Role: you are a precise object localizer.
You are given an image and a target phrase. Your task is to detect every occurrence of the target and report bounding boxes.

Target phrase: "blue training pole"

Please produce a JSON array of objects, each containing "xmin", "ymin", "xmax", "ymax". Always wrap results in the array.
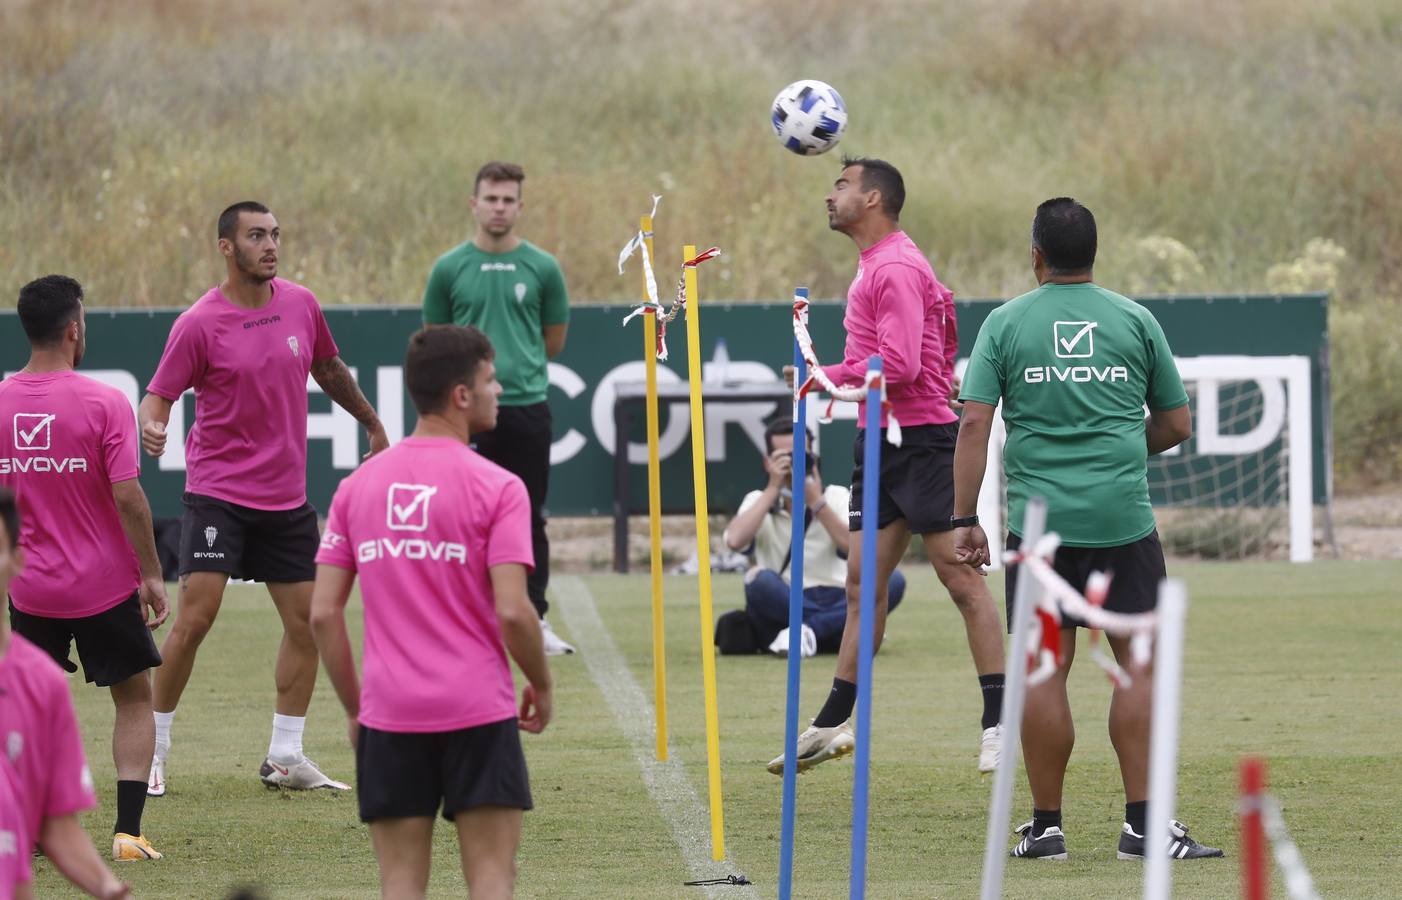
[
  {"xmin": 849, "ymin": 355, "xmax": 883, "ymax": 899},
  {"xmin": 778, "ymin": 287, "xmax": 809, "ymax": 900}
]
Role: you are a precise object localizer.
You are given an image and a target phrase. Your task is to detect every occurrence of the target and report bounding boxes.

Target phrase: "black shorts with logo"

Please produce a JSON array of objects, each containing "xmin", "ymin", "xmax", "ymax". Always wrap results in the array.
[
  {"xmin": 178, "ymin": 492, "xmax": 319, "ymax": 583},
  {"xmin": 848, "ymin": 423, "xmax": 959, "ymax": 535},
  {"xmin": 9, "ymin": 593, "xmax": 162, "ymax": 686},
  {"xmin": 1004, "ymin": 530, "xmax": 1167, "ymax": 631},
  {"xmin": 356, "ymin": 717, "xmax": 533, "ymax": 823}
]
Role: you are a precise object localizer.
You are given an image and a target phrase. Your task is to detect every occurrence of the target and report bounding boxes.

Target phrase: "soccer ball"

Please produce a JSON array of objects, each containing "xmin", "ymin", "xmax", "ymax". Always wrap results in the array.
[{"xmin": 770, "ymin": 80, "xmax": 848, "ymax": 156}]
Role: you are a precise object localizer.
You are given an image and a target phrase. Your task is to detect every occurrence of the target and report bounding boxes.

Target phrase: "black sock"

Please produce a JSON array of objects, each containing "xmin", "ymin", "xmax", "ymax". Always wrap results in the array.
[
  {"xmin": 812, "ymin": 678, "xmax": 857, "ymax": 728},
  {"xmin": 978, "ymin": 674, "xmax": 1005, "ymax": 730},
  {"xmin": 1033, "ymin": 808, "xmax": 1062, "ymax": 836},
  {"xmin": 1125, "ymin": 800, "xmax": 1147, "ymax": 835},
  {"xmin": 114, "ymin": 780, "xmax": 147, "ymax": 836}
]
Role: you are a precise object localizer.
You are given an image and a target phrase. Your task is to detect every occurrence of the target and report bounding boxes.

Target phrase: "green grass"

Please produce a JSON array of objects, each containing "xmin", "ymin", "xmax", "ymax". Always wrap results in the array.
[
  {"xmin": 33, "ymin": 560, "xmax": 1402, "ymax": 898},
  {"xmin": 4, "ymin": 0, "xmax": 1399, "ymax": 479}
]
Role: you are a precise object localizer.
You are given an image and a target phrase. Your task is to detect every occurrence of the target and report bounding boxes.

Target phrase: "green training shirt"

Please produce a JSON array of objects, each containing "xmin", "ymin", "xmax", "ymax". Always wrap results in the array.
[
  {"xmin": 421, "ymin": 240, "xmax": 570, "ymax": 406},
  {"xmin": 960, "ymin": 282, "xmax": 1188, "ymax": 547}
]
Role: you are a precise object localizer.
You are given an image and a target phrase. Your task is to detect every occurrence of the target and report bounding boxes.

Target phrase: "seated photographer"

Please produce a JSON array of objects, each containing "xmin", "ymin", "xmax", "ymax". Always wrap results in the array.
[{"xmin": 716, "ymin": 417, "xmax": 905, "ymax": 657}]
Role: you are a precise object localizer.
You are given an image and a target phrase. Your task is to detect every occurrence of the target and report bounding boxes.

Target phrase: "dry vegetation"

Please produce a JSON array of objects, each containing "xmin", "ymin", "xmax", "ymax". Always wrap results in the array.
[{"xmin": 2, "ymin": 0, "xmax": 1400, "ymax": 479}]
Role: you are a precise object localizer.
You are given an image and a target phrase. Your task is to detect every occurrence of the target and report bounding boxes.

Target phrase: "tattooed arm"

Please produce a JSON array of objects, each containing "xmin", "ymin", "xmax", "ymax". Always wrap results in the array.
[{"xmin": 311, "ymin": 356, "xmax": 390, "ymax": 458}]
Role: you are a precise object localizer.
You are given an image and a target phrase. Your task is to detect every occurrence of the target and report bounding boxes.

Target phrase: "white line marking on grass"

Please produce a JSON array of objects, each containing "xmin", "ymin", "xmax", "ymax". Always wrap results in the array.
[{"xmin": 552, "ymin": 576, "xmax": 749, "ymax": 898}]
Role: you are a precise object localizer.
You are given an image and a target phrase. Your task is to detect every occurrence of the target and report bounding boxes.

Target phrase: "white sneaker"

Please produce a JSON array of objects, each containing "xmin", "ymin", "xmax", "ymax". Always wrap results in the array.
[
  {"xmin": 541, "ymin": 618, "xmax": 576, "ymax": 656},
  {"xmin": 768, "ymin": 624, "xmax": 817, "ymax": 658},
  {"xmin": 979, "ymin": 725, "xmax": 1003, "ymax": 773},
  {"xmin": 146, "ymin": 757, "xmax": 166, "ymax": 797},
  {"xmin": 766, "ymin": 719, "xmax": 855, "ymax": 775},
  {"xmin": 259, "ymin": 755, "xmax": 350, "ymax": 790}
]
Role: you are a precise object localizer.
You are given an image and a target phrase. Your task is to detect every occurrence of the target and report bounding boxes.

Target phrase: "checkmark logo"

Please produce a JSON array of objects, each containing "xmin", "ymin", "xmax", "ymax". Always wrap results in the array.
[
  {"xmin": 387, "ymin": 483, "xmax": 438, "ymax": 532},
  {"xmin": 1053, "ymin": 321, "xmax": 1097, "ymax": 358},
  {"xmin": 13, "ymin": 413, "xmax": 55, "ymax": 451}
]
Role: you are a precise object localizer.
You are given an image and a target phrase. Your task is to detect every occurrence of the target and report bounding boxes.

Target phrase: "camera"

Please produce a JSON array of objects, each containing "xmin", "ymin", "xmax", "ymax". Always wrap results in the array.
[{"xmin": 781, "ymin": 451, "xmax": 817, "ymax": 475}]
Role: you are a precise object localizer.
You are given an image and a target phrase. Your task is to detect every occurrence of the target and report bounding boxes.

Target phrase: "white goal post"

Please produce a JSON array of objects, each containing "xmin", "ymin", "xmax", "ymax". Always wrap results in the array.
[{"xmin": 970, "ymin": 355, "xmax": 1314, "ymax": 565}]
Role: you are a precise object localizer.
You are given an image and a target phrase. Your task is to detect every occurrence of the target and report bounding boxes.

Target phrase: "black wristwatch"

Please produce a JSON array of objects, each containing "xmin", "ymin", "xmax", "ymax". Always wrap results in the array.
[{"xmin": 950, "ymin": 514, "xmax": 980, "ymax": 529}]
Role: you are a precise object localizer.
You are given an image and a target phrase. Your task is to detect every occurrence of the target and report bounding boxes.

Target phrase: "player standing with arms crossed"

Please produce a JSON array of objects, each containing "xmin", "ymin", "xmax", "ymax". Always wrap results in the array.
[
  {"xmin": 769, "ymin": 158, "xmax": 1007, "ymax": 775},
  {"xmin": 953, "ymin": 197, "xmax": 1221, "ymax": 860},
  {"xmin": 0, "ymin": 488, "xmax": 133, "ymax": 898},
  {"xmin": 422, "ymin": 161, "xmax": 575, "ymax": 656},
  {"xmin": 311, "ymin": 325, "xmax": 552, "ymax": 899},
  {"xmin": 138, "ymin": 202, "xmax": 388, "ymax": 795},
  {"xmin": 0, "ymin": 275, "xmax": 167, "ymax": 860}
]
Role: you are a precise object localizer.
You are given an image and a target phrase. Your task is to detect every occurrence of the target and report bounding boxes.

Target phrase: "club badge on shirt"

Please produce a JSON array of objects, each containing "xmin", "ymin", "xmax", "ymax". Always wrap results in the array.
[{"xmin": 287, "ymin": 336, "xmax": 300, "ymax": 357}]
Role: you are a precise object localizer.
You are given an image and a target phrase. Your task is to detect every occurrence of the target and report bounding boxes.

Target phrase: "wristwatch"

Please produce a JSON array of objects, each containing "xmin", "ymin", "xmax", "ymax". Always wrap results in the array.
[{"xmin": 950, "ymin": 514, "xmax": 980, "ymax": 529}]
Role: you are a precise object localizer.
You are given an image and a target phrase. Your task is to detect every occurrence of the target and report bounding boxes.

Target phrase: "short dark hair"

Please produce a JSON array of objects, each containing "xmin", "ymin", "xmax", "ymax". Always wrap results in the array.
[
  {"xmin": 762, "ymin": 413, "xmax": 815, "ymax": 454},
  {"xmin": 0, "ymin": 487, "xmax": 18, "ymax": 551},
  {"xmin": 404, "ymin": 325, "xmax": 495, "ymax": 416},
  {"xmin": 1032, "ymin": 197, "xmax": 1097, "ymax": 273},
  {"xmin": 841, "ymin": 156, "xmax": 905, "ymax": 219},
  {"xmin": 474, "ymin": 161, "xmax": 525, "ymax": 195},
  {"xmin": 17, "ymin": 274, "xmax": 83, "ymax": 347},
  {"xmin": 218, "ymin": 201, "xmax": 272, "ymax": 241}
]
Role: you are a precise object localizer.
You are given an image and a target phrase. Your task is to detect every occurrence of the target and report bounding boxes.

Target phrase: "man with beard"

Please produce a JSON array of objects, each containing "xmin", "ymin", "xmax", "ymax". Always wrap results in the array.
[
  {"xmin": 0, "ymin": 275, "xmax": 168, "ymax": 861},
  {"xmin": 768, "ymin": 158, "xmax": 1007, "ymax": 777},
  {"xmin": 137, "ymin": 202, "xmax": 388, "ymax": 796}
]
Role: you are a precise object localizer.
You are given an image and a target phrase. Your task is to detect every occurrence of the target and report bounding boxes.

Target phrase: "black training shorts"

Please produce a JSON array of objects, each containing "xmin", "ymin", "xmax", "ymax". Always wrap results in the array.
[
  {"xmin": 178, "ymin": 492, "xmax": 319, "ymax": 583},
  {"xmin": 9, "ymin": 593, "xmax": 162, "ymax": 686},
  {"xmin": 356, "ymin": 717, "xmax": 533, "ymax": 823},
  {"xmin": 848, "ymin": 422, "xmax": 958, "ymax": 535},
  {"xmin": 1004, "ymin": 530, "xmax": 1167, "ymax": 632}
]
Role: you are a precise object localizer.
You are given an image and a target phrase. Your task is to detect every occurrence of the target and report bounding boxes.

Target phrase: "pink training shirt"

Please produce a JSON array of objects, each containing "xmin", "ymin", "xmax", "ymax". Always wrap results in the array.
[
  {"xmin": 316, "ymin": 436, "xmax": 533, "ymax": 733},
  {"xmin": 0, "ymin": 759, "xmax": 32, "ymax": 897},
  {"xmin": 0, "ymin": 634, "xmax": 97, "ymax": 859},
  {"xmin": 147, "ymin": 278, "xmax": 339, "ymax": 511},
  {"xmin": 0, "ymin": 371, "xmax": 141, "ymax": 618},
  {"xmin": 821, "ymin": 230, "xmax": 959, "ymax": 429}
]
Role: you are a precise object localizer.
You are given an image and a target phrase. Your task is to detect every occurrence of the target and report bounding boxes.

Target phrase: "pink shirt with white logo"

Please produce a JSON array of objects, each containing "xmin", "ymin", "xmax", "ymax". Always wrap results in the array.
[
  {"xmin": 316, "ymin": 437, "xmax": 534, "ymax": 733},
  {"xmin": 0, "ymin": 634, "xmax": 97, "ymax": 856},
  {"xmin": 0, "ymin": 759, "xmax": 32, "ymax": 897},
  {"xmin": 0, "ymin": 371, "xmax": 141, "ymax": 618},
  {"xmin": 147, "ymin": 279, "xmax": 339, "ymax": 511},
  {"xmin": 821, "ymin": 230, "xmax": 959, "ymax": 428}
]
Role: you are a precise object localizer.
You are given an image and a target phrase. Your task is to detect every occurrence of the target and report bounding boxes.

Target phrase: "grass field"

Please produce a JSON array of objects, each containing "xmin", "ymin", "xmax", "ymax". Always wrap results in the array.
[
  {"xmin": 32, "ymin": 559, "xmax": 1402, "ymax": 898},
  {"xmin": 4, "ymin": 0, "xmax": 1400, "ymax": 480}
]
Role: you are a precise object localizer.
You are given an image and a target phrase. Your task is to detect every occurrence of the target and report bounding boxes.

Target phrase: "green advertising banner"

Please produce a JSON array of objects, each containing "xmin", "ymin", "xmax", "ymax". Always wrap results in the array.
[{"xmin": 1, "ymin": 294, "xmax": 1328, "ymax": 522}]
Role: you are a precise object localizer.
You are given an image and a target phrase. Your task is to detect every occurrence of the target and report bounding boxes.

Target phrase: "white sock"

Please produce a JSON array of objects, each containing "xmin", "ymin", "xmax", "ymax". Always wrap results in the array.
[
  {"xmin": 153, "ymin": 711, "xmax": 175, "ymax": 762},
  {"xmin": 268, "ymin": 714, "xmax": 306, "ymax": 762}
]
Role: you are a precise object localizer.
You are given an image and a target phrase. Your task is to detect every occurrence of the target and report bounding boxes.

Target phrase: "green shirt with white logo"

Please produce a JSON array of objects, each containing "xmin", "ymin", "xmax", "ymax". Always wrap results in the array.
[
  {"xmin": 960, "ymin": 282, "xmax": 1188, "ymax": 547},
  {"xmin": 422, "ymin": 240, "xmax": 570, "ymax": 406}
]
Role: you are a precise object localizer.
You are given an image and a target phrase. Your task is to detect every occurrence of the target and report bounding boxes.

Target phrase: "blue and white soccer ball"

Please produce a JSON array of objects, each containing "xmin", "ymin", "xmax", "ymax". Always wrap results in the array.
[{"xmin": 771, "ymin": 80, "xmax": 848, "ymax": 156}]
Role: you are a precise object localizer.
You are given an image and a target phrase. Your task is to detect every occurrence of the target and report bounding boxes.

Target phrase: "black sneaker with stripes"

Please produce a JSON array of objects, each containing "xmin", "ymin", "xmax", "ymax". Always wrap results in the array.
[
  {"xmin": 1009, "ymin": 821, "xmax": 1068, "ymax": 860},
  {"xmin": 1117, "ymin": 820, "xmax": 1224, "ymax": 860}
]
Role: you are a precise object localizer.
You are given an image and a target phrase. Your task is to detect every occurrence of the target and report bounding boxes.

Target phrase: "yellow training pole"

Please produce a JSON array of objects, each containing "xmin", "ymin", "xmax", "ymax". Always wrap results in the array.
[
  {"xmin": 641, "ymin": 215, "xmax": 668, "ymax": 762},
  {"xmin": 683, "ymin": 243, "xmax": 726, "ymax": 861}
]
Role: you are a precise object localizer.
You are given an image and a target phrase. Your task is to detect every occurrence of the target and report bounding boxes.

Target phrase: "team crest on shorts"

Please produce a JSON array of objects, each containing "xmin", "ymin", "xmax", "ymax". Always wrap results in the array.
[
  {"xmin": 287, "ymin": 336, "xmax": 300, "ymax": 357},
  {"xmin": 205, "ymin": 525, "xmax": 218, "ymax": 549}
]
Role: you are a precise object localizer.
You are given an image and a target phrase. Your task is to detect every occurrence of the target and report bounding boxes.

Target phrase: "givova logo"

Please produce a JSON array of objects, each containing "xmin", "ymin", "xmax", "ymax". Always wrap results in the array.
[
  {"xmin": 1053, "ymin": 321, "xmax": 1097, "ymax": 358},
  {"xmin": 2, "ymin": 413, "xmax": 89, "ymax": 474},
  {"xmin": 1025, "ymin": 320, "xmax": 1128, "ymax": 384},
  {"xmin": 387, "ymin": 483, "xmax": 436, "ymax": 532},
  {"xmin": 358, "ymin": 482, "xmax": 467, "ymax": 564},
  {"xmin": 13, "ymin": 413, "xmax": 53, "ymax": 450}
]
